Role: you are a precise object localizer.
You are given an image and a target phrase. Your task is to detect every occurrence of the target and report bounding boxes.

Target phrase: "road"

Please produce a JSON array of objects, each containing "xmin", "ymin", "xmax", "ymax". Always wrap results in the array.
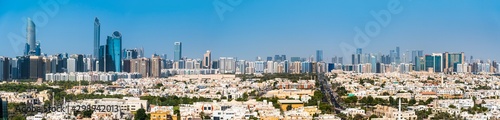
[{"xmin": 317, "ymin": 73, "xmax": 344, "ymax": 112}]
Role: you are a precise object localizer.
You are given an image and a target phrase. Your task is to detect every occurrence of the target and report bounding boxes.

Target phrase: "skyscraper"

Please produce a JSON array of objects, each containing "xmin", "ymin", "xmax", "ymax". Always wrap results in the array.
[
  {"xmin": 151, "ymin": 54, "xmax": 162, "ymax": 78},
  {"xmin": 67, "ymin": 58, "xmax": 76, "ymax": 73},
  {"xmin": 446, "ymin": 52, "xmax": 465, "ymax": 72},
  {"xmin": 203, "ymin": 50, "xmax": 211, "ymax": 69},
  {"xmin": 29, "ymin": 56, "xmax": 44, "ymax": 79},
  {"xmin": 266, "ymin": 57, "xmax": 273, "ymax": 61},
  {"xmin": 131, "ymin": 58, "xmax": 150, "ymax": 77},
  {"xmin": 316, "ymin": 50, "xmax": 323, "ymax": 62},
  {"xmin": 25, "ymin": 18, "xmax": 40, "ymax": 56},
  {"xmin": 106, "ymin": 31, "xmax": 122, "ymax": 72},
  {"xmin": 27, "ymin": 18, "xmax": 36, "ymax": 55},
  {"xmin": 424, "ymin": 53, "xmax": 443, "ymax": 72},
  {"xmin": 396, "ymin": 47, "xmax": 401, "ymax": 63},
  {"xmin": 356, "ymin": 48, "xmax": 362, "ymax": 55},
  {"xmin": 0, "ymin": 98, "xmax": 7, "ymax": 120},
  {"xmin": 174, "ymin": 42, "xmax": 182, "ymax": 61},
  {"xmin": 290, "ymin": 57, "xmax": 301, "ymax": 62},
  {"xmin": 219, "ymin": 57, "xmax": 236, "ymax": 74},
  {"xmin": 274, "ymin": 55, "xmax": 281, "ymax": 62},
  {"xmin": 94, "ymin": 17, "xmax": 100, "ymax": 59}
]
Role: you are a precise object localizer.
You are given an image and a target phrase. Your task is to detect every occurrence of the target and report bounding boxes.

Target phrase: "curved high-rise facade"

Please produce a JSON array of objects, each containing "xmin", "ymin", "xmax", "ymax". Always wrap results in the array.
[
  {"xmin": 27, "ymin": 18, "xmax": 36, "ymax": 55},
  {"xmin": 107, "ymin": 31, "xmax": 122, "ymax": 72}
]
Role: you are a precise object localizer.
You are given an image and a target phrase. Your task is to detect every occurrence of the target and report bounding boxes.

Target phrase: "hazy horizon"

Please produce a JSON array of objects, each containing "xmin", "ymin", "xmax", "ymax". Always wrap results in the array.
[{"xmin": 1, "ymin": 0, "xmax": 499, "ymax": 61}]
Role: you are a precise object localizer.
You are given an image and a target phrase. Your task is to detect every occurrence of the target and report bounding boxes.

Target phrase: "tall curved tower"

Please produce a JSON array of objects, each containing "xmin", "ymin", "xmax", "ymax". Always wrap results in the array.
[
  {"xmin": 27, "ymin": 18, "xmax": 36, "ymax": 55},
  {"xmin": 107, "ymin": 31, "xmax": 122, "ymax": 72}
]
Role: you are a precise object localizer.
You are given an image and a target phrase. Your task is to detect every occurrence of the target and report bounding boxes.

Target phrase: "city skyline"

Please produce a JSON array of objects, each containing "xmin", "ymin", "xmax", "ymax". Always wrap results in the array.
[{"xmin": 1, "ymin": 0, "xmax": 500, "ymax": 61}]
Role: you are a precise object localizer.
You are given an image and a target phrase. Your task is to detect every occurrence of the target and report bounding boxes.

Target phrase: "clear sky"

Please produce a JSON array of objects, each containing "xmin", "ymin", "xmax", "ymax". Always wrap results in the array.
[{"xmin": 1, "ymin": 0, "xmax": 499, "ymax": 61}]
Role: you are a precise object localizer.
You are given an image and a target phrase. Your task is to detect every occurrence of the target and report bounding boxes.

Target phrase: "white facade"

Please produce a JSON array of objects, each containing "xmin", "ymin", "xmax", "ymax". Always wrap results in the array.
[{"xmin": 67, "ymin": 58, "xmax": 76, "ymax": 73}]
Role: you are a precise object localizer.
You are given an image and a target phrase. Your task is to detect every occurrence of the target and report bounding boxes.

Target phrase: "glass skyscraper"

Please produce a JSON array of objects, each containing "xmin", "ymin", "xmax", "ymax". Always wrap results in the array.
[
  {"xmin": 26, "ymin": 18, "xmax": 37, "ymax": 56},
  {"xmin": 424, "ymin": 54, "xmax": 443, "ymax": 72},
  {"xmin": 356, "ymin": 48, "xmax": 362, "ymax": 55},
  {"xmin": 106, "ymin": 31, "xmax": 122, "ymax": 72},
  {"xmin": 174, "ymin": 42, "xmax": 182, "ymax": 61},
  {"xmin": 0, "ymin": 98, "xmax": 7, "ymax": 120},
  {"xmin": 316, "ymin": 50, "xmax": 323, "ymax": 62},
  {"xmin": 94, "ymin": 17, "xmax": 100, "ymax": 59}
]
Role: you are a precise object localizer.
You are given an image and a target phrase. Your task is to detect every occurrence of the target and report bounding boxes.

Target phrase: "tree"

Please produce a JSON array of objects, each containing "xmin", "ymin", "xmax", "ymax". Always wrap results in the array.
[
  {"xmin": 336, "ymin": 87, "xmax": 348, "ymax": 96},
  {"xmin": 366, "ymin": 96, "xmax": 375, "ymax": 106},
  {"xmin": 156, "ymin": 83, "xmax": 163, "ymax": 88},
  {"xmin": 370, "ymin": 114, "xmax": 378, "ymax": 119},
  {"xmin": 134, "ymin": 108, "xmax": 147, "ymax": 120},
  {"xmin": 425, "ymin": 98, "xmax": 434, "ymax": 105},
  {"xmin": 345, "ymin": 96, "xmax": 358, "ymax": 105},
  {"xmin": 449, "ymin": 104, "xmax": 457, "ymax": 109},
  {"xmin": 286, "ymin": 104, "xmax": 293, "ymax": 111},
  {"xmin": 409, "ymin": 98, "xmax": 417, "ymax": 105},
  {"xmin": 83, "ymin": 110, "xmax": 93, "ymax": 118},
  {"xmin": 354, "ymin": 114, "xmax": 364, "ymax": 120}
]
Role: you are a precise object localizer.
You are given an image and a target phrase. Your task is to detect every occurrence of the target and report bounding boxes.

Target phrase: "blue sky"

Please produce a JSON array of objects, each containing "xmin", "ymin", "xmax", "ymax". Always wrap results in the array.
[{"xmin": 1, "ymin": 0, "xmax": 499, "ymax": 61}]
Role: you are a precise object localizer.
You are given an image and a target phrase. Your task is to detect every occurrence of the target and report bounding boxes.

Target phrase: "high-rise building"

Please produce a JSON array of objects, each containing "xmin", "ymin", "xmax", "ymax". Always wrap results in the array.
[
  {"xmin": 411, "ymin": 50, "xmax": 424, "ymax": 65},
  {"xmin": 94, "ymin": 17, "xmax": 100, "ymax": 59},
  {"xmin": 174, "ymin": 42, "xmax": 182, "ymax": 61},
  {"xmin": 98, "ymin": 45, "xmax": 107, "ymax": 72},
  {"xmin": 29, "ymin": 56, "xmax": 44, "ymax": 79},
  {"xmin": 151, "ymin": 54, "xmax": 162, "ymax": 78},
  {"xmin": 371, "ymin": 55, "xmax": 376, "ymax": 73},
  {"xmin": 35, "ymin": 41, "xmax": 41, "ymax": 56},
  {"xmin": 0, "ymin": 57, "xmax": 9, "ymax": 81},
  {"xmin": 290, "ymin": 57, "xmax": 301, "ymax": 62},
  {"xmin": 339, "ymin": 57, "xmax": 344, "ymax": 64},
  {"xmin": 356, "ymin": 48, "xmax": 362, "ymax": 55},
  {"xmin": 433, "ymin": 53, "xmax": 443, "ymax": 72},
  {"xmin": 106, "ymin": 31, "xmax": 122, "ymax": 72},
  {"xmin": 211, "ymin": 61, "xmax": 219, "ymax": 69},
  {"xmin": 396, "ymin": 47, "xmax": 401, "ymax": 64},
  {"xmin": 219, "ymin": 57, "xmax": 236, "ymax": 74},
  {"xmin": 43, "ymin": 56, "xmax": 56, "ymax": 74},
  {"xmin": 266, "ymin": 57, "xmax": 273, "ymax": 61},
  {"xmin": 124, "ymin": 48, "xmax": 144, "ymax": 59},
  {"xmin": 424, "ymin": 54, "xmax": 443, "ymax": 72},
  {"xmin": 236, "ymin": 60, "xmax": 246, "ymax": 74},
  {"xmin": 17, "ymin": 56, "xmax": 30, "ymax": 79},
  {"xmin": 67, "ymin": 58, "xmax": 76, "ymax": 73},
  {"xmin": 10, "ymin": 58, "xmax": 19, "ymax": 79},
  {"xmin": 281, "ymin": 55, "xmax": 286, "ymax": 61},
  {"xmin": 332, "ymin": 56, "xmax": 338, "ymax": 63},
  {"xmin": 131, "ymin": 58, "xmax": 150, "ymax": 77},
  {"xmin": 446, "ymin": 52, "xmax": 465, "ymax": 73},
  {"xmin": 255, "ymin": 61, "xmax": 265, "ymax": 73},
  {"xmin": 274, "ymin": 55, "xmax": 281, "ymax": 62},
  {"xmin": 26, "ymin": 18, "xmax": 37, "ymax": 56},
  {"xmin": 0, "ymin": 98, "xmax": 7, "ymax": 120},
  {"xmin": 316, "ymin": 50, "xmax": 323, "ymax": 62},
  {"xmin": 301, "ymin": 61, "xmax": 312, "ymax": 73},
  {"xmin": 203, "ymin": 50, "xmax": 211, "ymax": 69},
  {"xmin": 70, "ymin": 54, "xmax": 84, "ymax": 72}
]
